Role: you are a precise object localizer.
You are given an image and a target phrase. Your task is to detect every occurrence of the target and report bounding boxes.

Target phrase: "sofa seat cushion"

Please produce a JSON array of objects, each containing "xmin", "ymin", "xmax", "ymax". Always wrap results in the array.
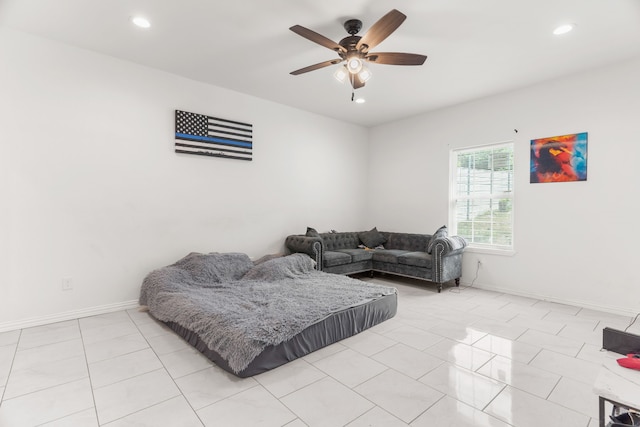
[
  {"xmin": 397, "ymin": 252, "xmax": 432, "ymax": 269},
  {"xmin": 372, "ymin": 249, "xmax": 409, "ymax": 264},
  {"xmin": 335, "ymin": 248, "xmax": 374, "ymax": 263},
  {"xmin": 323, "ymin": 251, "xmax": 352, "ymax": 267}
]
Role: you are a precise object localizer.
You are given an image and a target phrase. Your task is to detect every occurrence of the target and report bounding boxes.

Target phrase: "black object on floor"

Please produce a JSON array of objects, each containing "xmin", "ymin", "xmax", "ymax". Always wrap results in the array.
[
  {"xmin": 603, "ymin": 328, "xmax": 640, "ymax": 356},
  {"xmin": 608, "ymin": 407, "xmax": 640, "ymax": 426}
]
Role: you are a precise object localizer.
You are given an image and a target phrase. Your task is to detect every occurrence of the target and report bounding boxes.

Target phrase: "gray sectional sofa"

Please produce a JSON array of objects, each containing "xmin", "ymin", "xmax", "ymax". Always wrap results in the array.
[{"xmin": 285, "ymin": 227, "xmax": 467, "ymax": 293}]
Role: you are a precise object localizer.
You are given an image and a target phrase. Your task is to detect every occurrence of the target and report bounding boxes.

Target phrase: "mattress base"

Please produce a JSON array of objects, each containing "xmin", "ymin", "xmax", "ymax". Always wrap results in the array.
[{"xmin": 165, "ymin": 291, "xmax": 397, "ymax": 377}]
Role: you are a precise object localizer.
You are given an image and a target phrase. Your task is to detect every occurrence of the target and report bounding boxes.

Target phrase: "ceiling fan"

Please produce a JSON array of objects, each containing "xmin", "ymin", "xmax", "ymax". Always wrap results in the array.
[{"xmin": 289, "ymin": 9, "xmax": 427, "ymax": 93}]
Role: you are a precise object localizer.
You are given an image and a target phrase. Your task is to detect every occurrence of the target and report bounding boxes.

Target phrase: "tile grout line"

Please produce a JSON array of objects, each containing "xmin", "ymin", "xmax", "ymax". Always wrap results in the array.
[
  {"xmin": 543, "ymin": 374, "xmax": 563, "ymax": 401},
  {"xmin": 95, "ymin": 395, "xmax": 193, "ymax": 427},
  {"xmin": 77, "ymin": 318, "xmax": 102, "ymax": 426},
  {"xmin": 126, "ymin": 308, "xmax": 207, "ymax": 426},
  {"xmin": 480, "ymin": 382, "xmax": 508, "ymax": 413},
  {"xmin": 33, "ymin": 407, "xmax": 95, "ymax": 427},
  {"xmin": 406, "ymin": 393, "xmax": 447, "ymax": 425},
  {"xmin": 0, "ymin": 329, "xmax": 22, "ymax": 405}
]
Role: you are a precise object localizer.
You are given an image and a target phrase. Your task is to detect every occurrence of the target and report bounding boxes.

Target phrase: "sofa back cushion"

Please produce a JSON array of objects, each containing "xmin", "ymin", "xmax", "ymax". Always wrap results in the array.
[
  {"xmin": 380, "ymin": 232, "xmax": 430, "ymax": 252},
  {"xmin": 319, "ymin": 232, "xmax": 361, "ymax": 251}
]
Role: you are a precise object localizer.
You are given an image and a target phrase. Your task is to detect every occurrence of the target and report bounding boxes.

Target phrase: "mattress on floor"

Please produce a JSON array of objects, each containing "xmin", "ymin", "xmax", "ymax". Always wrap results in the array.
[
  {"xmin": 140, "ymin": 252, "xmax": 397, "ymax": 377},
  {"xmin": 165, "ymin": 291, "xmax": 396, "ymax": 377}
]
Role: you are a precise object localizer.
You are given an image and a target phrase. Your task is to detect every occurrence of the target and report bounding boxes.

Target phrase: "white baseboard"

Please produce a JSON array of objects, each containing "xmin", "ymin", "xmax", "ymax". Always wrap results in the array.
[
  {"xmin": 463, "ymin": 279, "xmax": 638, "ymax": 318},
  {"xmin": 0, "ymin": 300, "xmax": 140, "ymax": 333}
]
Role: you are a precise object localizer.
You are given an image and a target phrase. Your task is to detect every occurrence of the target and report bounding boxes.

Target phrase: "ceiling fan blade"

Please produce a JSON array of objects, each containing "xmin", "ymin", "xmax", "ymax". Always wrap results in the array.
[
  {"xmin": 366, "ymin": 52, "xmax": 427, "ymax": 66},
  {"xmin": 356, "ymin": 9, "xmax": 406, "ymax": 52},
  {"xmin": 290, "ymin": 25, "xmax": 346, "ymax": 53},
  {"xmin": 290, "ymin": 58, "xmax": 344, "ymax": 75}
]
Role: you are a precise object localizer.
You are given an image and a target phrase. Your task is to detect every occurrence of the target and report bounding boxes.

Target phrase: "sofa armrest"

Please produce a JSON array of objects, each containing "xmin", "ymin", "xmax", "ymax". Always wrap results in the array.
[
  {"xmin": 285, "ymin": 235, "xmax": 323, "ymax": 270},
  {"xmin": 432, "ymin": 235, "xmax": 468, "ymax": 257},
  {"xmin": 432, "ymin": 235, "xmax": 468, "ymax": 284}
]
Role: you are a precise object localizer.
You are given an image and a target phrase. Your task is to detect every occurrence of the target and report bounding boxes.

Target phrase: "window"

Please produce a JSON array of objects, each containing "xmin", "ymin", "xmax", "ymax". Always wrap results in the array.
[{"xmin": 450, "ymin": 142, "xmax": 514, "ymax": 252}]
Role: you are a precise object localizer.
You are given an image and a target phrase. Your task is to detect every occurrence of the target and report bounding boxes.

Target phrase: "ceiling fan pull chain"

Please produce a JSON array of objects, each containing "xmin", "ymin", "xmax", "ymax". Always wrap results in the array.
[{"xmin": 350, "ymin": 73, "xmax": 355, "ymax": 101}]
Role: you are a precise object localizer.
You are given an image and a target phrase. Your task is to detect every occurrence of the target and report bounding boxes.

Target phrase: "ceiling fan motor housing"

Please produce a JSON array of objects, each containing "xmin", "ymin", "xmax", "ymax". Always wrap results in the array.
[
  {"xmin": 338, "ymin": 35, "xmax": 362, "ymax": 53},
  {"xmin": 343, "ymin": 19, "xmax": 362, "ymax": 35}
]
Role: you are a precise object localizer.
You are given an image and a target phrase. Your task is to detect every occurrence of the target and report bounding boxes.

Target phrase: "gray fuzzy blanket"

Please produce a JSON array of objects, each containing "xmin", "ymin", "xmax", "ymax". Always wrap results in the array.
[{"xmin": 140, "ymin": 252, "xmax": 396, "ymax": 373}]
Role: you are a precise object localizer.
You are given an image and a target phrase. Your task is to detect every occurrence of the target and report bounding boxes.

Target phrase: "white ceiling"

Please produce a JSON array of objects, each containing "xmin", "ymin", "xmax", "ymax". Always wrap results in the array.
[{"xmin": 2, "ymin": 0, "xmax": 640, "ymax": 127}]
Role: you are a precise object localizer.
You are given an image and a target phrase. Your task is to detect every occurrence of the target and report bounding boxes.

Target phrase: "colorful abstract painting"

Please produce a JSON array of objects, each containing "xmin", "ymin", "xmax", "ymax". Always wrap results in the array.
[{"xmin": 530, "ymin": 132, "xmax": 588, "ymax": 183}]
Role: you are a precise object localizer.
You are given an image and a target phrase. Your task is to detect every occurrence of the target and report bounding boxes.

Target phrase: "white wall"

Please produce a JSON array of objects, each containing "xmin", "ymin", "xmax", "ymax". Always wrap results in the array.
[
  {"xmin": 366, "ymin": 56, "xmax": 640, "ymax": 314},
  {"xmin": 0, "ymin": 28, "xmax": 369, "ymax": 329},
  {"xmin": 3, "ymin": 26, "xmax": 638, "ymax": 329}
]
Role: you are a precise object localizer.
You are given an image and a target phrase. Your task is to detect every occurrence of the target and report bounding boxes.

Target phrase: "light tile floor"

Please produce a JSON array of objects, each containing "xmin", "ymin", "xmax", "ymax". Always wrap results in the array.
[{"xmin": 0, "ymin": 276, "xmax": 635, "ymax": 426}]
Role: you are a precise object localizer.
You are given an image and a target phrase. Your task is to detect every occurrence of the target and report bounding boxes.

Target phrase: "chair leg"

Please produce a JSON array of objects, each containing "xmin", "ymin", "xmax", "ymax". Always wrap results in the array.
[
  {"xmin": 438, "ymin": 284, "xmax": 442, "ymax": 293},
  {"xmin": 455, "ymin": 278, "xmax": 460, "ymax": 286}
]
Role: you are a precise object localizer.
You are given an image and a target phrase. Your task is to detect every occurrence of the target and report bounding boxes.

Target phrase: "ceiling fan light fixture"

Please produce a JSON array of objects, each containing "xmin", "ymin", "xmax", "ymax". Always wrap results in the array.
[
  {"xmin": 358, "ymin": 67, "xmax": 372, "ymax": 82},
  {"xmin": 334, "ymin": 66, "xmax": 348, "ymax": 83},
  {"xmin": 346, "ymin": 56, "xmax": 363, "ymax": 74}
]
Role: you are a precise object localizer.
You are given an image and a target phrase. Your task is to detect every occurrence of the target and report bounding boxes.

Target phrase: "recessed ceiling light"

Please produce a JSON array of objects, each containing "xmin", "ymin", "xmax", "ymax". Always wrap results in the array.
[
  {"xmin": 355, "ymin": 98, "xmax": 366, "ymax": 104},
  {"xmin": 553, "ymin": 23, "xmax": 574, "ymax": 35},
  {"xmin": 132, "ymin": 16, "xmax": 151, "ymax": 29}
]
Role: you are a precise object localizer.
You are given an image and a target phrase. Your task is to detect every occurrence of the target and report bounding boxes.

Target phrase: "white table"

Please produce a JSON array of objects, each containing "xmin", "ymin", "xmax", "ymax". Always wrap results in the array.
[{"xmin": 594, "ymin": 358, "xmax": 640, "ymax": 427}]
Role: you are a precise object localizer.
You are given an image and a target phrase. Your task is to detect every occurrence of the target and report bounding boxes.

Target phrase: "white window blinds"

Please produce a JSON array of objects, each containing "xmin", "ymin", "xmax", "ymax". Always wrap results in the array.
[{"xmin": 451, "ymin": 142, "xmax": 514, "ymax": 251}]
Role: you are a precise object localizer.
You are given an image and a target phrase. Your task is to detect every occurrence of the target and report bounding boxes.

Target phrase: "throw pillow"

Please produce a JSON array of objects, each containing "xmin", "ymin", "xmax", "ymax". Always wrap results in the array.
[
  {"xmin": 358, "ymin": 227, "xmax": 387, "ymax": 249},
  {"xmin": 306, "ymin": 227, "xmax": 320, "ymax": 237},
  {"xmin": 427, "ymin": 225, "xmax": 448, "ymax": 254}
]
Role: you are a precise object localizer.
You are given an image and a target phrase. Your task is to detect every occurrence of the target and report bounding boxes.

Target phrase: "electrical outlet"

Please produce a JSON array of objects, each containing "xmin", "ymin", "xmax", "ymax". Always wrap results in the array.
[{"xmin": 62, "ymin": 277, "xmax": 73, "ymax": 291}]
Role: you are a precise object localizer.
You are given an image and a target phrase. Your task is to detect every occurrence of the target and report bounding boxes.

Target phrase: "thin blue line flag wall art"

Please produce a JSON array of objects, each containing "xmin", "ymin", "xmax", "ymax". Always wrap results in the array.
[{"xmin": 175, "ymin": 110, "xmax": 253, "ymax": 161}]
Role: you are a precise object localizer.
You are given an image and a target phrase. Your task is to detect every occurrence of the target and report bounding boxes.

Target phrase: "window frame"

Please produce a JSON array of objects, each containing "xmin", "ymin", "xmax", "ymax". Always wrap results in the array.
[{"xmin": 449, "ymin": 141, "xmax": 515, "ymax": 255}]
